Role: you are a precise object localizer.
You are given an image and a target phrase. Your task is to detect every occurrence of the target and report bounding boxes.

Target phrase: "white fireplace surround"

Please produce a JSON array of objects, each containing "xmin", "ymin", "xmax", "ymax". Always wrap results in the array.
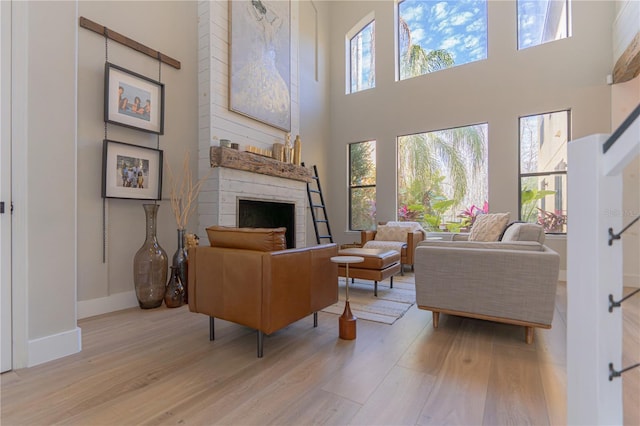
[{"xmin": 197, "ymin": 167, "xmax": 307, "ymax": 248}]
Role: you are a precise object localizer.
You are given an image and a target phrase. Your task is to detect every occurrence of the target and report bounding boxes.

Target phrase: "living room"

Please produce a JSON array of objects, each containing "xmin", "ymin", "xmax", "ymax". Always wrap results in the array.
[{"xmin": 1, "ymin": 0, "xmax": 638, "ymax": 424}]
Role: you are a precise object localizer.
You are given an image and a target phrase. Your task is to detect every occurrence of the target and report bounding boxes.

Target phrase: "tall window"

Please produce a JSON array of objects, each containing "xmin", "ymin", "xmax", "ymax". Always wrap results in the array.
[
  {"xmin": 349, "ymin": 20, "xmax": 375, "ymax": 93},
  {"xmin": 397, "ymin": 124, "xmax": 488, "ymax": 232},
  {"xmin": 349, "ymin": 141, "xmax": 376, "ymax": 230},
  {"xmin": 518, "ymin": 0, "xmax": 570, "ymax": 50},
  {"xmin": 398, "ymin": 0, "xmax": 487, "ymax": 80},
  {"xmin": 519, "ymin": 110, "xmax": 569, "ymax": 233}
]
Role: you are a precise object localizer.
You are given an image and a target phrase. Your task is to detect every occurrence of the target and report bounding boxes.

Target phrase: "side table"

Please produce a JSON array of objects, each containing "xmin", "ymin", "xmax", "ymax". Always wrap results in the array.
[{"xmin": 330, "ymin": 255, "xmax": 364, "ymax": 340}]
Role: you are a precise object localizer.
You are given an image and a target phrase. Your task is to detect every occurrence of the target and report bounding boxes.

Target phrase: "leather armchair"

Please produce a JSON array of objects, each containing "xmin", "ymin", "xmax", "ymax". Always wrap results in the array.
[{"xmin": 188, "ymin": 226, "xmax": 338, "ymax": 357}]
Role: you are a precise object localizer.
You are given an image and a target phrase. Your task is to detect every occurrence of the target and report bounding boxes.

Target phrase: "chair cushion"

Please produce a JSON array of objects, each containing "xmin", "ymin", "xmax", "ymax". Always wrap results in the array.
[
  {"xmin": 501, "ymin": 222, "xmax": 546, "ymax": 244},
  {"xmin": 206, "ymin": 226, "xmax": 286, "ymax": 252},
  {"xmin": 374, "ymin": 225, "xmax": 410, "ymax": 242},
  {"xmin": 363, "ymin": 240, "xmax": 406, "ymax": 254},
  {"xmin": 468, "ymin": 213, "xmax": 510, "ymax": 242}
]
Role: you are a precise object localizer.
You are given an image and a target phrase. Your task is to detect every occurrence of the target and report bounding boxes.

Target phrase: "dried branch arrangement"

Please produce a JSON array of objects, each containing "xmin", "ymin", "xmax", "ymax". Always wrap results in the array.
[{"xmin": 165, "ymin": 151, "xmax": 209, "ymax": 230}]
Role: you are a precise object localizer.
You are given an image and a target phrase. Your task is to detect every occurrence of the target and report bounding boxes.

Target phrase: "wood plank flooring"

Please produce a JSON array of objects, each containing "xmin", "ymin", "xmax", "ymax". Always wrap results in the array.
[{"xmin": 1, "ymin": 278, "xmax": 638, "ymax": 425}]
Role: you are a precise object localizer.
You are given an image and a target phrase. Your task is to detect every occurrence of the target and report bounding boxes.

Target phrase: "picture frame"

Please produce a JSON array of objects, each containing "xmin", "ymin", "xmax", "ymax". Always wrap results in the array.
[
  {"xmin": 102, "ymin": 139, "xmax": 163, "ymax": 200},
  {"xmin": 229, "ymin": 0, "xmax": 291, "ymax": 132},
  {"xmin": 104, "ymin": 62, "xmax": 165, "ymax": 134}
]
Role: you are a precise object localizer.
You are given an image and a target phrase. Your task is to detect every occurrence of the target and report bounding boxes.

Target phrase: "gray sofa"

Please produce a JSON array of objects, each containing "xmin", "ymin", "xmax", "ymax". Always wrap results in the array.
[{"xmin": 414, "ymin": 223, "xmax": 560, "ymax": 343}]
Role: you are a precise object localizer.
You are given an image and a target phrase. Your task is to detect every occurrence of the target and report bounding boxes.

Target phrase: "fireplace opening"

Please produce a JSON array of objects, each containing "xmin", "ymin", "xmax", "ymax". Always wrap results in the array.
[{"xmin": 237, "ymin": 199, "xmax": 296, "ymax": 248}]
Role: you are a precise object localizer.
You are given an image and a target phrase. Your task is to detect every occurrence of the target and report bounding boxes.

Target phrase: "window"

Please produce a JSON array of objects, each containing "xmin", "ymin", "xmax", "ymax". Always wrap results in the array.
[
  {"xmin": 398, "ymin": 0, "xmax": 487, "ymax": 80},
  {"xmin": 349, "ymin": 141, "xmax": 376, "ymax": 230},
  {"xmin": 397, "ymin": 124, "xmax": 488, "ymax": 232},
  {"xmin": 349, "ymin": 20, "xmax": 375, "ymax": 93},
  {"xmin": 517, "ymin": 0, "xmax": 570, "ymax": 50},
  {"xmin": 519, "ymin": 110, "xmax": 569, "ymax": 233}
]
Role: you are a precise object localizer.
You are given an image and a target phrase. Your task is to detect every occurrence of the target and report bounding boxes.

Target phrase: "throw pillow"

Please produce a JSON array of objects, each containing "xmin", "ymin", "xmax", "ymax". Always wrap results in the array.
[
  {"xmin": 501, "ymin": 222, "xmax": 545, "ymax": 244},
  {"xmin": 374, "ymin": 225, "xmax": 409, "ymax": 242},
  {"xmin": 468, "ymin": 213, "xmax": 510, "ymax": 242},
  {"xmin": 206, "ymin": 226, "xmax": 287, "ymax": 251}
]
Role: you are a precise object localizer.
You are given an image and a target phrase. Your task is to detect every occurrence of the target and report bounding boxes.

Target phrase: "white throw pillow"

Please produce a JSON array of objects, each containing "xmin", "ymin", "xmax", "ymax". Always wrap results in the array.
[
  {"xmin": 468, "ymin": 213, "xmax": 510, "ymax": 242},
  {"xmin": 374, "ymin": 225, "xmax": 410, "ymax": 242}
]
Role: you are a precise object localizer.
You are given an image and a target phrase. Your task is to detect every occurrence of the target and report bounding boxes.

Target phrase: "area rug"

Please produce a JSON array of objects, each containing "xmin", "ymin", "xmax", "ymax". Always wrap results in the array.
[{"xmin": 321, "ymin": 274, "xmax": 416, "ymax": 325}]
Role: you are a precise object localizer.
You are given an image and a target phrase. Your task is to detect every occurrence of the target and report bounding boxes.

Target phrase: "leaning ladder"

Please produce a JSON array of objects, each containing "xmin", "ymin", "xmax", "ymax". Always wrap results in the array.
[{"xmin": 306, "ymin": 164, "xmax": 333, "ymax": 244}]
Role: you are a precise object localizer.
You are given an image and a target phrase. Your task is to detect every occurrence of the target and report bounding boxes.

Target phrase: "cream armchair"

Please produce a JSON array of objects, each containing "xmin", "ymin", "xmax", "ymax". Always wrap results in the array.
[
  {"xmin": 188, "ymin": 226, "xmax": 338, "ymax": 357},
  {"xmin": 414, "ymin": 223, "xmax": 560, "ymax": 343},
  {"xmin": 360, "ymin": 221, "xmax": 425, "ymax": 273}
]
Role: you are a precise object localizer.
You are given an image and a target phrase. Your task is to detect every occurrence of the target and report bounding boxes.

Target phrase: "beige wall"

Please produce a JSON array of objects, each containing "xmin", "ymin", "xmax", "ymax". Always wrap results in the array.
[{"xmin": 326, "ymin": 1, "xmax": 615, "ymax": 275}]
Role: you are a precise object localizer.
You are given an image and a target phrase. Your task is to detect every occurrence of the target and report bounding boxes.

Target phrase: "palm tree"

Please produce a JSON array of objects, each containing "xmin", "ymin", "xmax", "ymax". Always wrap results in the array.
[{"xmin": 398, "ymin": 16, "xmax": 454, "ymax": 80}]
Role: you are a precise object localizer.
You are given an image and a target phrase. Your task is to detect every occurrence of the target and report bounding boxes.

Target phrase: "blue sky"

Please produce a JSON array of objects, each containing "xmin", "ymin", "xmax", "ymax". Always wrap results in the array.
[
  {"xmin": 399, "ymin": 0, "xmax": 488, "ymax": 66},
  {"xmin": 399, "ymin": 0, "xmax": 551, "ymax": 65}
]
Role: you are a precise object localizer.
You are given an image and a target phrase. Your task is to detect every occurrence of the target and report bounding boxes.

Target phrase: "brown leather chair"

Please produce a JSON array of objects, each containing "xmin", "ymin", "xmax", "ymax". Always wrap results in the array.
[{"xmin": 188, "ymin": 226, "xmax": 338, "ymax": 357}]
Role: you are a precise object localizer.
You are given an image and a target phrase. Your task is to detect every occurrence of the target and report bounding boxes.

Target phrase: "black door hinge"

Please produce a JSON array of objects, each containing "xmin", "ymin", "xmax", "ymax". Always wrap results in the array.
[{"xmin": 0, "ymin": 201, "xmax": 4, "ymax": 214}]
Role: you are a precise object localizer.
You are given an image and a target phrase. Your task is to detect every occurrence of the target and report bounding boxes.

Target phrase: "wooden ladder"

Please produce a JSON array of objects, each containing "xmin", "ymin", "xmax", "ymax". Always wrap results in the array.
[{"xmin": 306, "ymin": 164, "xmax": 333, "ymax": 244}]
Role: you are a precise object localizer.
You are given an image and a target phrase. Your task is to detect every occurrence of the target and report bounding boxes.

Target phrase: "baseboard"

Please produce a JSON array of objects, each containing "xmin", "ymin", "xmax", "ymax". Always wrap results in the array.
[
  {"xmin": 559, "ymin": 269, "xmax": 567, "ymax": 281},
  {"xmin": 624, "ymin": 273, "xmax": 640, "ymax": 288},
  {"xmin": 77, "ymin": 291, "xmax": 138, "ymax": 320},
  {"xmin": 28, "ymin": 327, "xmax": 81, "ymax": 367}
]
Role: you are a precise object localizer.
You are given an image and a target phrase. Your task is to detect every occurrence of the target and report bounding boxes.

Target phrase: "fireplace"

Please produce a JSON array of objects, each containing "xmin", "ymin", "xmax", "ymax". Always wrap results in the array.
[{"xmin": 237, "ymin": 199, "xmax": 296, "ymax": 248}]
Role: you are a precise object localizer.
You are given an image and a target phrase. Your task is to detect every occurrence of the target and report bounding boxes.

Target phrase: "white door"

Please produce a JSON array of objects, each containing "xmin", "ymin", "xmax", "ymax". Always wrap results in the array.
[{"xmin": 1, "ymin": 0, "xmax": 13, "ymax": 373}]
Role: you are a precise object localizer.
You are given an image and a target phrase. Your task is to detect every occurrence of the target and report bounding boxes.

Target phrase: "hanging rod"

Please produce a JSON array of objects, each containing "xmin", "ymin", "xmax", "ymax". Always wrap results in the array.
[
  {"xmin": 608, "ymin": 215, "xmax": 640, "ymax": 246},
  {"xmin": 79, "ymin": 16, "xmax": 181, "ymax": 70},
  {"xmin": 609, "ymin": 288, "xmax": 640, "ymax": 312},
  {"xmin": 609, "ymin": 362, "xmax": 640, "ymax": 381}
]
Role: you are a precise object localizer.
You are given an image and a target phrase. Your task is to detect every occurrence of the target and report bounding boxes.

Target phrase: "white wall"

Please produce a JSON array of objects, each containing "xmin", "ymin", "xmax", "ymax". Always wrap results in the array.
[
  {"xmin": 325, "ymin": 0, "xmax": 615, "ymax": 273},
  {"xmin": 11, "ymin": 0, "xmax": 80, "ymax": 368}
]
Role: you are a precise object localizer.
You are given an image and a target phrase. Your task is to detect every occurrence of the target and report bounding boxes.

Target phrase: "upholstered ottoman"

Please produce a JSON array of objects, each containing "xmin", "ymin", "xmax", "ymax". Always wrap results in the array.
[{"xmin": 337, "ymin": 248, "xmax": 401, "ymax": 296}]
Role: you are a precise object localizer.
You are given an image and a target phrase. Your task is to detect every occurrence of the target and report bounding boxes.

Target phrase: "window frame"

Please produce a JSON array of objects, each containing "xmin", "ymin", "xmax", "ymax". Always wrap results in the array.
[
  {"xmin": 346, "ymin": 14, "xmax": 376, "ymax": 94},
  {"xmin": 348, "ymin": 140, "xmax": 376, "ymax": 231},
  {"xmin": 517, "ymin": 0, "xmax": 572, "ymax": 50},
  {"xmin": 518, "ymin": 109, "xmax": 570, "ymax": 234}
]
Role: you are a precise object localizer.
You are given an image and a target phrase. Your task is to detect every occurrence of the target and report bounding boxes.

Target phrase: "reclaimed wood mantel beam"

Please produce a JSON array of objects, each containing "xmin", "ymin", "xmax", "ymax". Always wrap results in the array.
[
  {"xmin": 79, "ymin": 16, "xmax": 181, "ymax": 70},
  {"xmin": 613, "ymin": 31, "xmax": 640, "ymax": 84},
  {"xmin": 210, "ymin": 147, "xmax": 313, "ymax": 183}
]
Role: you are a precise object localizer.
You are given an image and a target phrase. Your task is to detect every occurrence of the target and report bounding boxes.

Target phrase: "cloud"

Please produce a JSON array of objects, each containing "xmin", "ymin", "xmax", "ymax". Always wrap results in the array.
[
  {"xmin": 466, "ymin": 17, "xmax": 485, "ymax": 32},
  {"xmin": 464, "ymin": 34, "xmax": 480, "ymax": 49},
  {"xmin": 440, "ymin": 36, "xmax": 461, "ymax": 50},
  {"xmin": 450, "ymin": 11, "xmax": 473, "ymax": 26},
  {"xmin": 432, "ymin": 2, "xmax": 449, "ymax": 21}
]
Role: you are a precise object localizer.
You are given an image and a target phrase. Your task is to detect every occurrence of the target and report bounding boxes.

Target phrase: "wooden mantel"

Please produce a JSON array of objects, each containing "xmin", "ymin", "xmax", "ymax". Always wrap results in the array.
[{"xmin": 209, "ymin": 146, "xmax": 313, "ymax": 183}]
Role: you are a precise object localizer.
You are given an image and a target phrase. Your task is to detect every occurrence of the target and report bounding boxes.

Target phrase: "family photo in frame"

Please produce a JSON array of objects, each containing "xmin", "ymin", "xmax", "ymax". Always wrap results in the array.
[
  {"xmin": 102, "ymin": 139, "xmax": 163, "ymax": 200},
  {"xmin": 104, "ymin": 62, "xmax": 165, "ymax": 134}
]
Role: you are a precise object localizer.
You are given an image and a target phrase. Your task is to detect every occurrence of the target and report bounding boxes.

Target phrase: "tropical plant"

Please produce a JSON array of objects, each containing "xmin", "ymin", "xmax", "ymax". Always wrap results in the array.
[
  {"xmin": 458, "ymin": 201, "xmax": 489, "ymax": 228},
  {"xmin": 520, "ymin": 187, "xmax": 556, "ymax": 224},
  {"xmin": 398, "ymin": 16, "xmax": 454, "ymax": 80},
  {"xmin": 349, "ymin": 141, "xmax": 376, "ymax": 230}
]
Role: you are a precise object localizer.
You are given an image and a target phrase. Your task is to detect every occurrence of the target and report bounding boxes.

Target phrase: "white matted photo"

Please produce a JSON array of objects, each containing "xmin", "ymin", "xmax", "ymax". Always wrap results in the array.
[
  {"xmin": 102, "ymin": 139, "xmax": 163, "ymax": 200},
  {"xmin": 104, "ymin": 62, "xmax": 165, "ymax": 134}
]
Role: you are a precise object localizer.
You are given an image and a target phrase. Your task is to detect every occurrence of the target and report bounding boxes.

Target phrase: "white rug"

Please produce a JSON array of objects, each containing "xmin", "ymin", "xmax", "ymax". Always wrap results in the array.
[{"xmin": 322, "ymin": 274, "xmax": 416, "ymax": 325}]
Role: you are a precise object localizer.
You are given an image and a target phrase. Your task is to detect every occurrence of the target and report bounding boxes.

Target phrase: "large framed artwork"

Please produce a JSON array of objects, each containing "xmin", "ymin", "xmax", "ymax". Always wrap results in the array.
[
  {"xmin": 229, "ymin": 0, "xmax": 291, "ymax": 132},
  {"xmin": 104, "ymin": 62, "xmax": 165, "ymax": 134},
  {"xmin": 102, "ymin": 139, "xmax": 163, "ymax": 200}
]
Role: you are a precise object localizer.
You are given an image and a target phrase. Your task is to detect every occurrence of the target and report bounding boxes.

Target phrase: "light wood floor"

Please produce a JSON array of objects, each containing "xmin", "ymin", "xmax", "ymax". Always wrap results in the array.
[{"xmin": 1, "ymin": 278, "xmax": 638, "ymax": 426}]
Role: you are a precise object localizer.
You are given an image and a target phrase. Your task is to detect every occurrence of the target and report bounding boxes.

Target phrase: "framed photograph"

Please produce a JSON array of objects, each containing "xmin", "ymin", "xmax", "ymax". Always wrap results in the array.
[
  {"xmin": 104, "ymin": 62, "xmax": 165, "ymax": 134},
  {"xmin": 229, "ymin": 0, "xmax": 291, "ymax": 132},
  {"xmin": 102, "ymin": 139, "xmax": 163, "ymax": 200}
]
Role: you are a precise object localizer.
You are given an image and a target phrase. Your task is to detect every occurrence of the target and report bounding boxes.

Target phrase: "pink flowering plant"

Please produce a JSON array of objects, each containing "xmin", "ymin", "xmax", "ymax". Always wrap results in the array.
[{"xmin": 458, "ymin": 201, "xmax": 489, "ymax": 229}]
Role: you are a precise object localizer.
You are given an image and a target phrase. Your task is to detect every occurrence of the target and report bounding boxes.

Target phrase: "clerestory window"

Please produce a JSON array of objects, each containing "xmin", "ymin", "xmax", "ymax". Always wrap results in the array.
[
  {"xmin": 517, "ymin": 0, "xmax": 571, "ymax": 50},
  {"xmin": 398, "ymin": 0, "xmax": 487, "ymax": 80},
  {"xmin": 348, "ymin": 20, "xmax": 375, "ymax": 93}
]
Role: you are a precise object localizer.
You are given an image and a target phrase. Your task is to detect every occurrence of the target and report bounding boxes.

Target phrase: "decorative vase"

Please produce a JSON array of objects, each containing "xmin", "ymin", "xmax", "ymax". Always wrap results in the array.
[
  {"xmin": 133, "ymin": 204, "xmax": 168, "ymax": 309},
  {"xmin": 164, "ymin": 266, "xmax": 185, "ymax": 308},
  {"xmin": 172, "ymin": 228, "xmax": 189, "ymax": 303}
]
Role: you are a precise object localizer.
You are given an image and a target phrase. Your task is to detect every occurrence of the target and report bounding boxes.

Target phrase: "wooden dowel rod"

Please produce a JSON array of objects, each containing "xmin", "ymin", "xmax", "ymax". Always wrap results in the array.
[{"xmin": 79, "ymin": 16, "xmax": 181, "ymax": 70}]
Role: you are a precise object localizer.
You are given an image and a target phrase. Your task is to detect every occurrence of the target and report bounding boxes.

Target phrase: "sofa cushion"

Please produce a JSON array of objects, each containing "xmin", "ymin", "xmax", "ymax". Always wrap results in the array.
[
  {"xmin": 374, "ymin": 225, "xmax": 410, "ymax": 242},
  {"xmin": 418, "ymin": 240, "xmax": 544, "ymax": 251},
  {"xmin": 468, "ymin": 213, "xmax": 510, "ymax": 242},
  {"xmin": 501, "ymin": 222, "xmax": 546, "ymax": 244},
  {"xmin": 206, "ymin": 226, "xmax": 287, "ymax": 252}
]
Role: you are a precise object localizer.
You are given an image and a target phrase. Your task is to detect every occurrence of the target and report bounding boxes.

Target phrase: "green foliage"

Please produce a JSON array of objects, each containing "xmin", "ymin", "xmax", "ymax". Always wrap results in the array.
[{"xmin": 521, "ymin": 188, "xmax": 556, "ymax": 223}]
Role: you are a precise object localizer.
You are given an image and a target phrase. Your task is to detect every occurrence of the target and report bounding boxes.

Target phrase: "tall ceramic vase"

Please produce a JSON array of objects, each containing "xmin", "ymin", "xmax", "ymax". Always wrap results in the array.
[
  {"xmin": 172, "ymin": 229, "xmax": 189, "ymax": 303},
  {"xmin": 133, "ymin": 204, "xmax": 168, "ymax": 309}
]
